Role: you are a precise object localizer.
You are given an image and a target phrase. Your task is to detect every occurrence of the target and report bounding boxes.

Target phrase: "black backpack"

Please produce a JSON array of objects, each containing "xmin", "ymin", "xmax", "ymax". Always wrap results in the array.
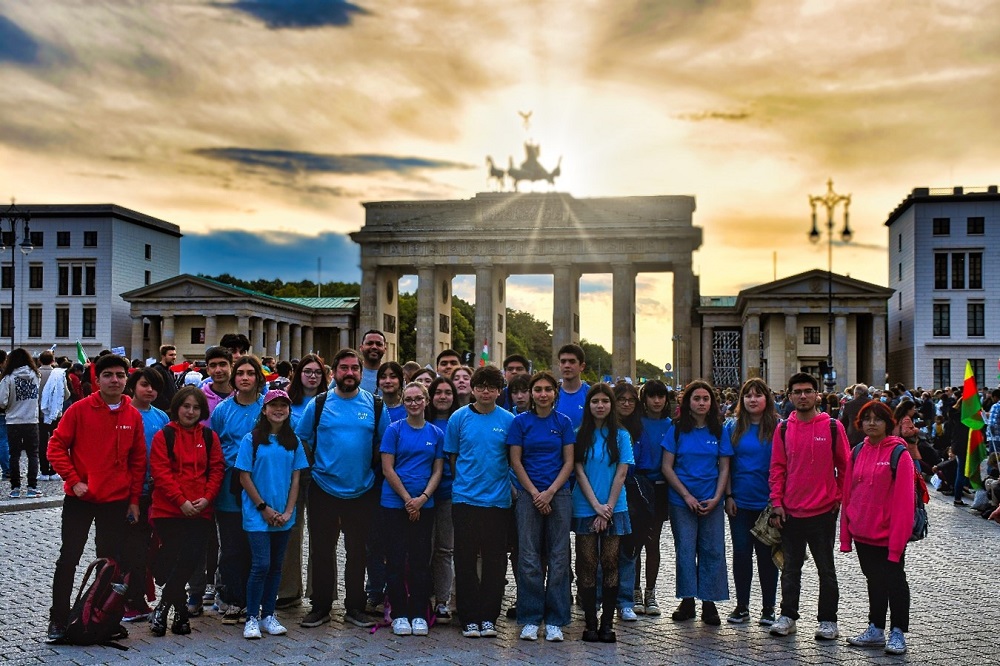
[
  {"xmin": 850, "ymin": 443, "xmax": 928, "ymax": 542},
  {"xmin": 60, "ymin": 558, "xmax": 130, "ymax": 650}
]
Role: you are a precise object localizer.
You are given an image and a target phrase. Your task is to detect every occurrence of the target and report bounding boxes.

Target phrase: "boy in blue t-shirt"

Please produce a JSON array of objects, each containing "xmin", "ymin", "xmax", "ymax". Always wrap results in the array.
[{"xmin": 444, "ymin": 366, "xmax": 514, "ymax": 638}]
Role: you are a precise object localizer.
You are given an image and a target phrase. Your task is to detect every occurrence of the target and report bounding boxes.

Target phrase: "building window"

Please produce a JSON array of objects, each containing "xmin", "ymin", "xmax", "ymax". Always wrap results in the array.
[
  {"xmin": 439, "ymin": 314, "xmax": 450, "ymax": 334},
  {"xmin": 1, "ymin": 231, "xmax": 12, "ymax": 247},
  {"xmin": 932, "ymin": 217, "xmax": 950, "ymax": 235},
  {"xmin": 144, "ymin": 270, "xmax": 151, "ymax": 285},
  {"xmin": 55, "ymin": 307, "xmax": 69, "ymax": 337},
  {"xmin": 951, "ymin": 252, "xmax": 965, "ymax": 289},
  {"xmin": 83, "ymin": 231, "xmax": 97, "ymax": 247},
  {"xmin": 72, "ymin": 265, "xmax": 82, "ymax": 295},
  {"xmin": 57, "ymin": 231, "xmax": 70, "ymax": 247},
  {"xmin": 145, "ymin": 244, "xmax": 152, "ymax": 260},
  {"xmin": 898, "ymin": 263, "xmax": 902, "ymax": 281},
  {"xmin": 967, "ymin": 217, "xmax": 985, "ymax": 235},
  {"xmin": 28, "ymin": 265, "xmax": 42, "ymax": 289},
  {"xmin": 803, "ymin": 326, "xmax": 821, "ymax": 345},
  {"xmin": 971, "ymin": 359, "xmax": 985, "ymax": 388},
  {"xmin": 85, "ymin": 265, "xmax": 96, "ymax": 295},
  {"xmin": 969, "ymin": 252, "xmax": 983, "ymax": 289},
  {"xmin": 1, "ymin": 265, "xmax": 11, "ymax": 289},
  {"xmin": 82, "ymin": 307, "xmax": 96, "ymax": 338},
  {"xmin": 934, "ymin": 253, "xmax": 947, "ymax": 289},
  {"xmin": 968, "ymin": 303, "xmax": 985, "ymax": 337},
  {"xmin": 898, "ymin": 320, "xmax": 902, "ymax": 341},
  {"xmin": 897, "ymin": 233, "xmax": 902, "ymax": 251},
  {"xmin": 190, "ymin": 327, "xmax": 205, "ymax": 345},
  {"xmin": 933, "ymin": 359, "xmax": 951, "ymax": 389},
  {"xmin": 932, "ymin": 303, "xmax": 950, "ymax": 336},
  {"xmin": 28, "ymin": 307, "xmax": 41, "ymax": 337},
  {"xmin": 898, "ymin": 292, "xmax": 902, "ymax": 310},
  {"xmin": 29, "ymin": 231, "xmax": 43, "ymax": 248},
  {"xmin": 0, "ymin": 308, "xmax": 9, "ymax": 338}
]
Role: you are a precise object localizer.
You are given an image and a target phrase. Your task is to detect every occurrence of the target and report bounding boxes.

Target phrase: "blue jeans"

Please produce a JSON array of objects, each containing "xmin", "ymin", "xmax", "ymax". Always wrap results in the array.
[
  {"xmin": 617, "ymin": 549, "xmax": 637, "ymax": 608},
  {"xmin": 216, "ymin": 510, "xmax": 250, "ymax": 607},
  {"xmin": 246, "ymin": 530, "xmax": 292, "ymax": 619},
  {"xmin": 668, "ymin": 502, "xmax": 729, "ymax": 601},
  {"xmin": 515, "ymin": 488, "xmax": 571, "ymax": 626},
  {"xmin": 728, "ymin": 507, "xmax": 777, "ymax": 610}
]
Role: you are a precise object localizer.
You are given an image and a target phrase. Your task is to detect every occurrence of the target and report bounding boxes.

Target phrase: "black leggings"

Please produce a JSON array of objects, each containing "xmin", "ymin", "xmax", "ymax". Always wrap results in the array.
[{"xmin": 154, "ymin": 518, "xmax": 212, "ymax": 609}]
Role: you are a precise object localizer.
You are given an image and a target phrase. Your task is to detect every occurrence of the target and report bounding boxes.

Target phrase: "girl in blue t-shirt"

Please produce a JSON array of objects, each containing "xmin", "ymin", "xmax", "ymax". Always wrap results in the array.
[
  {"xmin": 380, "ymin": 382, "xmax": 444, "ymax": 637},
  {"xmin": 235, "ymin": 389, "xmax": 309, "ymax": 640},
  {"xmin": 723, "ymin": 377, "xmax": 779, "ymax": 626},
  {"xmin": 572, "ymin": 383, "xmax": 634, "ymax": 644},
  {"xmin": 377, "ymin": 362, "xmax": 407, "ymax": 422},
  {"xmin": 425, "ymin": 375, "xmax": 459, "ymax": 624},
  {"xmin": 661, "ymin": 379, "xmax": 732, "ymax": 626}
]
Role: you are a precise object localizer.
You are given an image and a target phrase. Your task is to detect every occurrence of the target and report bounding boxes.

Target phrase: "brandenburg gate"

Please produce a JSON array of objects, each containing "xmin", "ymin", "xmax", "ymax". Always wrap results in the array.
[{"xmin": 350, "ymin": 192, "xmax": 701, "ymax": 380}]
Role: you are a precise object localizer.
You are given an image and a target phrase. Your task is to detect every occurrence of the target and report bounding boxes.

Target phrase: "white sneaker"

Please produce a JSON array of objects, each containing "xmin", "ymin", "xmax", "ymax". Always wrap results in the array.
[
  {"xmin": 411, "ymin": 617, "xmax": 428, "ymax": 636},
  {"xmin": 392, "ymin": 617, "xmax": 412, "ymax": 636},
  {"xmin": 519, "ymin": 624, "xmax": 539, "ymax": 641},
  {"xmin": 243, "ymin": 616, "xmax": 261, "ymax": 639},
  {"xmin": 37, "ymin": 475, "xmax": 49, "ymax": 482},
  {"xmin": 619, "ymin": 606, "xmax": 638, "ymax": 622},
  {"xmin": 545, "ymin": 625, "xmax": 564, "ymax": 642},
  {"xmin": 815, "ymin": 620, "xmax": 839, "ymax": 640},
  {"xmin": 50, "ymin": 473, "xmax": 62, "ymax": 482},
  {"xmin": 770, "ymin": 615, "xmax": 797, "ymax": 636},
  {"xmin": 884, "ymin": 627, "xmax": 907, "ymax": 655},
  {"xmin": 260, "ymin": 614, "xmax": 287, "ymax": 635},
  {"xmin": 847, "ymin": 623, "xmax": 885, "ymax": 647}
]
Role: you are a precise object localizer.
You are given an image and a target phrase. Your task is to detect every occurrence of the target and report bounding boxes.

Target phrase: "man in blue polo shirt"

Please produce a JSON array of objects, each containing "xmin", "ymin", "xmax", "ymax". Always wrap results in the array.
[
  {"xmin": 445, "ymin": 365, "xmax": 515, "ymax": 639},
  {"xmin": 295, "ymin": 349, "xmax": 388, "ymax": 630}
]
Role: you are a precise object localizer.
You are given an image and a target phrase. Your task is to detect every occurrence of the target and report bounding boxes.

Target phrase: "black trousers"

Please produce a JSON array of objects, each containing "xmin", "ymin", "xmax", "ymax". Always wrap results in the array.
[
  {"xmin": 154, "ymin": 518, "xmax": 212, "ymax": 608},
  {"xmin": 50, "ymin": 495, "xmax": 130, "ymax": 624},
  {"xmin": 308, "ymin": 483, "xmax": 377, "ymax": 613},
  {"xmin": 8, "ymin": 423, "xmax": 39, "ymax": 489},
  {"xmin": 779, "ymin": 509, "xmax": 839, "ymax": 622},
  {"xmin": 855, "ymin": 542, "xmax": 909, "ymax": 632},
  {"xmin": 382, "ymin": 506, "xmax": 435, "ymax": 619},
  {"xmin": 452, "ymin": 503, "xmax": 510, "ymax": 626}
]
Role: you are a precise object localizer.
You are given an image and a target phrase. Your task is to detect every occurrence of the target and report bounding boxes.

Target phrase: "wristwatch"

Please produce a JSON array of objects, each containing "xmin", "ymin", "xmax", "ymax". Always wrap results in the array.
[{"xmin": 256, "ymin": 501, "xmax": 268, "ymax": 512}]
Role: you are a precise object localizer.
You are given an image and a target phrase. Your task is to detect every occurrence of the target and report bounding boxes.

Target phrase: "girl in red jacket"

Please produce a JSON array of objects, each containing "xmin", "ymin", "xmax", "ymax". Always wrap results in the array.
[
  {"xmin": 840, "ymin": 400, "xmax": 915, "ymax": 656},
  {"xmin": 149, "ymin": 386, "xmax": 225, "ymax": 636}
]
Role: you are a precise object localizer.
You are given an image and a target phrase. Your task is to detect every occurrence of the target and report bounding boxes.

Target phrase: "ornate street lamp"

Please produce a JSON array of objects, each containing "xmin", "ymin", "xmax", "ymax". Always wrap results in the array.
[
  {"xmin": 808, "ymin": 179, "xmax": 852, "ymax": 391},
  {"xmin": 0, "ymin": 199, "xmax": 34, "ymax": 350}
]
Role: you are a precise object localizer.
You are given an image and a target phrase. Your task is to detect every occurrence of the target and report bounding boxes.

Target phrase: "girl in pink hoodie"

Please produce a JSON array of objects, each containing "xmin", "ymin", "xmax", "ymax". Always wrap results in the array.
[{"xmin": 840, "ymin": 400, "xmax": 915, "ymax": 656}]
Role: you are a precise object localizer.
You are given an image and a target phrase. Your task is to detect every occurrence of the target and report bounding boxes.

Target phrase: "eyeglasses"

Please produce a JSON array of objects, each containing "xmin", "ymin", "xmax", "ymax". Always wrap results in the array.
[
  {"xmin": 617, "ymin": 397, "xmax": 637, "ymax": 404},
  {"xmin": 790, "ymin": 389, "xmax": 816, "ymax": 396},
  {"xmin": 301, "ymin": 370, "xmax": 324, "ymax": 377},
  {"xmin": 403, "ymin": 397, "xmax": 426, "ymax": 405}
]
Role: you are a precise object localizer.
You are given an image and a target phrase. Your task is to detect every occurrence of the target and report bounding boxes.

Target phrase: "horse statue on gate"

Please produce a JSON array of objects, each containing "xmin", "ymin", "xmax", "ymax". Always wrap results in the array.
[
  {"xmin": 507, "ymin": 142, "xmax": 561, "ymax": 192},
  {"xmin": 485, "ymin": 156, "xmax": 507, "ymax": 191}
]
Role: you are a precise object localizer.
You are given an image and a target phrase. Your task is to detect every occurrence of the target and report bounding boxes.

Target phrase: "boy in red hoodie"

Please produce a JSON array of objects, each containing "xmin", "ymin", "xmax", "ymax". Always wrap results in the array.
[
  {"xmin": 45, "ymin": 354, "xmax": 147, "ymax": 642},
  {"xmin": 767, "ymin": 372, "xmax": 849, "ymax": 641}
]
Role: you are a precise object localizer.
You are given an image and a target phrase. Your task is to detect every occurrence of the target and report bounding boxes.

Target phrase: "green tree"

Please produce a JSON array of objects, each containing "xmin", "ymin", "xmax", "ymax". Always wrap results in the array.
[
  {"xmin": 450, "ymin": 296, "xmax": 476, "ymax": 356},
  {"xmin": 397, "ymin": 292, "xmax": 417, "ymax": 362}
]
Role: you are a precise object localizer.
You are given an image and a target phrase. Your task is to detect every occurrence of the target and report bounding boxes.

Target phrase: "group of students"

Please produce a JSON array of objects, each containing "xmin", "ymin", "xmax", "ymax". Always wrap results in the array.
[{"xmin": 40, "ymin": 336, "xmax": 918, "ymax": 656}]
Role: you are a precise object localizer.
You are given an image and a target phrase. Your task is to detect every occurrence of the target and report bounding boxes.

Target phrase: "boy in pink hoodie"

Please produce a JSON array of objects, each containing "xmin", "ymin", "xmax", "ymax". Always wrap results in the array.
[{"xmin": 767, "ymin": 372, "xmax": 849, "ymax": 641}]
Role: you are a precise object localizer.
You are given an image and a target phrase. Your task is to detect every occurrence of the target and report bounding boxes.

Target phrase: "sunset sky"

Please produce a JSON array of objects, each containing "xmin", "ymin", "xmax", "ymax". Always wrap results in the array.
[{"xmin": 2, "ymin": 0, "xmax": 998, "ymax": 367}]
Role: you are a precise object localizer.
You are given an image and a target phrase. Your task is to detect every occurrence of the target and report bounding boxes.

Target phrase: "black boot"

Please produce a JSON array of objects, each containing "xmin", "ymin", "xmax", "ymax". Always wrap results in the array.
[
  {"xmin": 701, "ymin": 600, "xmax": 721, "ymax": 626},
  {"xmin": 170, "ymin": 603, "xmax": 191, "ymax": 635},
  {"xmin": 150, "ymin": 603, "xmax": 168, "ymax": 637},
  {"xmin": 671, "ymin": 597, "xmax": 696, "ymax": 622},
  {"xmin": 578, "ymin": 587, "xmax": 599, "ymax": 642},
  {"xmin": 598, "ymin": 585, "xmax": 618, "ymax": 643}
]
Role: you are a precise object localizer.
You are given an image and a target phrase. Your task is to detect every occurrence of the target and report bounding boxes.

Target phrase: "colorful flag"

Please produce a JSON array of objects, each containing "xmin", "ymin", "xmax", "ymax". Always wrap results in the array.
[
  {"xmin": 960, "ymin": 360, "xmax": 987, "ymax": 488},
  {"xmin": 480, "ymin": 340, "xmax": 489, "ymax": 367},
  {"xmin": 76, "ymin": 341, "xmax": 88, "ymax": 365}
]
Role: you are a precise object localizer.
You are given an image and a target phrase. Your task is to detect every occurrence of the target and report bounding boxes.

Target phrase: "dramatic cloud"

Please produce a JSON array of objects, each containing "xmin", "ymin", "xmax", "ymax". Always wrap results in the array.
[
  {"xmin": 219, "ymin": 0, "xmax": 368, "ymax": 29},
  {"xmin": 192, "ymin": 147, "xmax": 474, "ymax": 176}
]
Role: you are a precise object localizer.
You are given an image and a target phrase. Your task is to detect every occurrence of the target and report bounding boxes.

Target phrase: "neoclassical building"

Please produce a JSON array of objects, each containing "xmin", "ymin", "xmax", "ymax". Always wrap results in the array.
[
  {"xmin": 697, "ymin": 270, "xmax": 894, "ymax": 390},
  {"xmin": 122, "ymin": 275, "xmax": 359, "ymax": 362}
]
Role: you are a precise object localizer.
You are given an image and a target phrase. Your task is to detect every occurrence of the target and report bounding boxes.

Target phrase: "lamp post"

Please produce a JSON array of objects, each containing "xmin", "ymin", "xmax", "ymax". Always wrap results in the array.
[
  {"xmin": 0, "ymin": 199, "xmax": 34, "ymax": 351},
  {"xmin": 808, "ymin": 179, "xmax": 852, "ymax": 391}
]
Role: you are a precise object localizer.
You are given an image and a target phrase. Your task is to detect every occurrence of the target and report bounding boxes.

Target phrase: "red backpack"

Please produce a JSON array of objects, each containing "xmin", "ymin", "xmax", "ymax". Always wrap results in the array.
[{"xmin": 62, "ymin": 558, "xmax": 130, "ymax": 649}]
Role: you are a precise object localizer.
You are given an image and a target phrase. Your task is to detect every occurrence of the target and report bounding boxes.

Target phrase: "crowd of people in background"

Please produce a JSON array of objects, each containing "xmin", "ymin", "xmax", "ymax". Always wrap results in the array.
[{"xmin": 3, "ymin": 330, "xmax": 997, "ymax": 657}]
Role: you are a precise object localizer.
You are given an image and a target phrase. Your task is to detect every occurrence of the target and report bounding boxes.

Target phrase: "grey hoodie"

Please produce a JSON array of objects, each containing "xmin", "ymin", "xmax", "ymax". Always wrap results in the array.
[{"xmin": 0, "ymin": 366, "xmax": 40, "ymax": 425}]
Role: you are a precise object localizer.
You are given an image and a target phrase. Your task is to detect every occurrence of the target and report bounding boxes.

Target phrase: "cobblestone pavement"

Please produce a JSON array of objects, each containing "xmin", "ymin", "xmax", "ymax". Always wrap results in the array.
[{"xmin": 2, "ymin": 483, "xmax": 997, "ymax": 665}]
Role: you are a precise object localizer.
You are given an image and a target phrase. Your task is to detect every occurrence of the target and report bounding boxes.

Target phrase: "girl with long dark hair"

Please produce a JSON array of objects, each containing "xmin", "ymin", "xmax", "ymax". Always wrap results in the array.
[
  {"xmin": 662, "ymin": 379, "xmax": 732, "ymax": 625},
  {"xmin": 377, "ymin": 362, "xmax": 407, "ymax": 422},
  {"xmin": 572, "ymin": 383, "xmax": 633, "ymax": 643},
  {"xmin": 287, "ymin": 353, "xmax": 327, "ymax": 428},
  {"xmin": 0, "ymin": 348, "xmax": 40, "ymax": 498},
  {"xmin": 236, "ymin": 389, "xmax": 309, "ymax": 639}
]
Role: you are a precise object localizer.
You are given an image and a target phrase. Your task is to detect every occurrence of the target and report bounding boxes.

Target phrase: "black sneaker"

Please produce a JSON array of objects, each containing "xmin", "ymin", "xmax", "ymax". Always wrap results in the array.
[
  {"xmin": 344, "ymin": 608, "xmax": 376, "ymax": 628},
  {"xmin": 435, "ymin": 604, "xmax": 452, "ymax": 624},
  {"xmin": 46, "ymin": 621, "xmax": 66, "ymax": 643},
  {"xmin": 727, "ymin": 606, "xmax": 750, "ymax": 624},
  {"xmin": 479, "ymin": 621, "xmax": 498, "ymax": 637},
  {"xmin": 702, "ymin": 601, "xmax": 721, "ymax": 626},
  {"xmin": 221, "ymin": 605, "xmax": 244, "ymax": 625},
  {"xmin": 300, "ymin": 608, "xmax": 331, "ymax": 628}
]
